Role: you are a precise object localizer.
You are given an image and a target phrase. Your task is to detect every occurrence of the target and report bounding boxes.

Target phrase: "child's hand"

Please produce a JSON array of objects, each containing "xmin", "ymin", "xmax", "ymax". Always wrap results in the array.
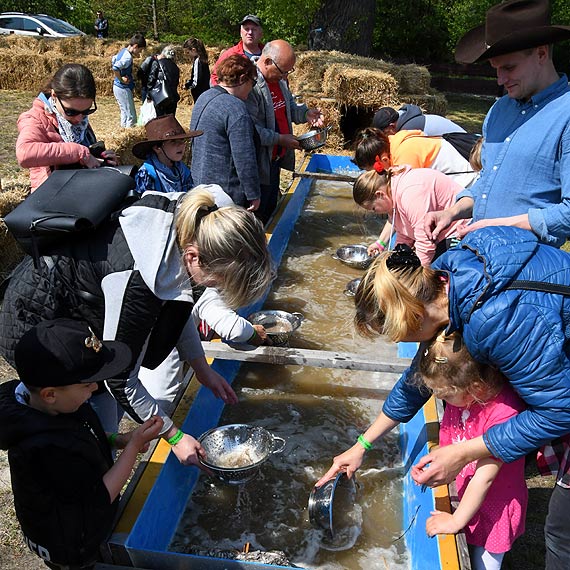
[
  {"xmin": 128, "ymin": 416, "xmax": 164, "ymax": 453},
  {"xmin": 426, "ymin": 510, "xmax": 461, "ymax": 537}
]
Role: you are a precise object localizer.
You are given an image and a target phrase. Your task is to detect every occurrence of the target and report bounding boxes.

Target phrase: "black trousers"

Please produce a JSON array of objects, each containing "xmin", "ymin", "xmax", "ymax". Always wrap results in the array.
[
  {"xmin": 256, "ymin": 159, "xmax": 282, "ymax": 226},
  {"xmin": 545, "ymin": 484, "xmax": 570, "ymax": 569}
]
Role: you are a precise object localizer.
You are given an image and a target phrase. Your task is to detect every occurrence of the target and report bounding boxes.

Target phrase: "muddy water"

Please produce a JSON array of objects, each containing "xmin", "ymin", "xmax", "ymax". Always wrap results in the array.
[{"xmin": 170, "ymin": 181, "xmax": 410, "ymax": 568}]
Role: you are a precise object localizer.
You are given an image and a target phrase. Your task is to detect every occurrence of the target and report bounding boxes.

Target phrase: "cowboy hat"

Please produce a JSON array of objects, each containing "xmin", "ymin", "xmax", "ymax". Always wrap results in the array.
[
  {"xmin": 132, "ymin": 114, "xmax": 203, "ymax": 159},
  {"xmin": 455, "ymin": 0, "xmax": 570, "ymax": 64}
]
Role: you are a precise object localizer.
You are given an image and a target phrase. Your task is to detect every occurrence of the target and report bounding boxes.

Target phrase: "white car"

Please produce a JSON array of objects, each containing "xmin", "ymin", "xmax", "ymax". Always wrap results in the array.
[{"xmin": 0, "ymin": 12, "xmax": 85, "ymax": 38}]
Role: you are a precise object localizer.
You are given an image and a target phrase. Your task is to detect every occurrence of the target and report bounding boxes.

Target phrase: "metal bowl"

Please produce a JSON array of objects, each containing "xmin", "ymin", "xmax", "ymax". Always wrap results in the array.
[
  {"xmin": 332, "ymin": 245, "xmax": 374, "ymax": 269},
  {"xmin": 198, "ymin": 424, "xmax": 286, "ymax": 486},
  {"xmin": 247, "ymin": 310, "xmax": 304, "ymax": 347},
  {"xmin": 296, "ymin": 126, "xmax": 332, "ymax": 151},
  {"xmin": 343, "ymin": 278, "xmax": 361, "ymax": 297},
  {"xmin": 309, "ymin": 472, "xmax": 357, "ymax": 537}
]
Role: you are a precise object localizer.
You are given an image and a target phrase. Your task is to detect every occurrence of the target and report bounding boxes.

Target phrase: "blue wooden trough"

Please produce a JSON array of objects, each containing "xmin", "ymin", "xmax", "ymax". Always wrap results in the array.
[{"xmin": 105, "ymin": 154, "xmax": 465, "ymax": 570}]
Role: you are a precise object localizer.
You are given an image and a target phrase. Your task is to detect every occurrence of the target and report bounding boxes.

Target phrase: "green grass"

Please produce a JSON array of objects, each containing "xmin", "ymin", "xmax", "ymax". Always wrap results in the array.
[{"xmin": 445, "ymin": 92, "xmax": 494, "ymax": 133}]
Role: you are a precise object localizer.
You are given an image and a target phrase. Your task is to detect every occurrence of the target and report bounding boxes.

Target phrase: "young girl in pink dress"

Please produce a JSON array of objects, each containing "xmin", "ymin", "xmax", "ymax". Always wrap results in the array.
[
  {"xmin": 353, "ymin": 163, "xmax": 469, "ymax": 265},
  {"xmin": 416, "ymin": 331, "xmax": 528, "ymax": 570}
]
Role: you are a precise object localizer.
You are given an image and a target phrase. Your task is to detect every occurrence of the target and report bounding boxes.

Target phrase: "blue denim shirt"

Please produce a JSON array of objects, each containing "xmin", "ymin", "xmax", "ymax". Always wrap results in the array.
[{"xmin": 457, "ymin": 74, "xmax": 570, "ymax": 246}]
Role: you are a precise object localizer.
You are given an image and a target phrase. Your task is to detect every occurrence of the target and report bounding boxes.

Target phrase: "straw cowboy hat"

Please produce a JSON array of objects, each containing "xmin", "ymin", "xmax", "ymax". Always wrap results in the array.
[
  {"xmin": 132, "ymin": 115, "xmax": 203, "ymax": 159},
  {"xmin": 455, "ymin": 0, "xmax": 570, "ymax": 64}
]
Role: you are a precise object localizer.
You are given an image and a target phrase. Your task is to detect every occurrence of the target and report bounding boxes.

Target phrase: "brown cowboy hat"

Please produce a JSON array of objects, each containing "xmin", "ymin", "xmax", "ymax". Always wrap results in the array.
[
  {"xmin": 455, "ymin": 0, "xmax": 570, "ymax": 64},
  {"xmin": 132, "ymin": 114, "xmax": 203, "ymax": 159}
]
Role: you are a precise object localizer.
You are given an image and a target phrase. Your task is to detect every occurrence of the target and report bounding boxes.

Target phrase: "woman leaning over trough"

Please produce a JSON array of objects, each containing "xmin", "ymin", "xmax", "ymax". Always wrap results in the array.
[
  {"xmin": 318, "ymin": 226, "xmax": 570, "ymax": 568},
  {"xmin": 16, "ymin": 63, "xmax": 117, "ymax": 192},
  {"xmin": 0, "ymin": 188, "xmax": 273, "ymax": 468}
]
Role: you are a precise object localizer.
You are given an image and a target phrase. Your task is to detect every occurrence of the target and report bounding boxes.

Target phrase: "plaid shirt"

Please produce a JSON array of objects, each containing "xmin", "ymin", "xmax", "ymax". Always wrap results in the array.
[{"xmin": 536, "ymin": 435, "xmax": 570, "ymax": 488}]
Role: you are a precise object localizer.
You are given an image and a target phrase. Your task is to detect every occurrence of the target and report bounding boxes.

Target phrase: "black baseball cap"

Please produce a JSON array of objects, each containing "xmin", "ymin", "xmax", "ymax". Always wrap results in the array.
[
  {"xmin": 240, "ymin": 14, "xmax": 262, "ymax": 26},
  {"xmin": 15, "ymin": 319, "xmax": 132, "ymax": 388},
  {"xmin": 372, "ymin": 107, "xmax": 399, "ymax": 130}
]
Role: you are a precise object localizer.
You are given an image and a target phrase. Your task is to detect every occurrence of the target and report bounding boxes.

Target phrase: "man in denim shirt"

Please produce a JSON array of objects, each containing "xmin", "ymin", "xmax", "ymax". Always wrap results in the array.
[{"xmin": 425, "ymin": 0, "xmax": 570, "ymax": 248}]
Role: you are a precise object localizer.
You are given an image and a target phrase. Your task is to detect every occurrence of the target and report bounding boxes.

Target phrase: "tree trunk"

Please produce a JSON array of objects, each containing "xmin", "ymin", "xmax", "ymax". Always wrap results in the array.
[{"xmin": 309, "ymin": 0, "xmax": 375, "ymax": 56}]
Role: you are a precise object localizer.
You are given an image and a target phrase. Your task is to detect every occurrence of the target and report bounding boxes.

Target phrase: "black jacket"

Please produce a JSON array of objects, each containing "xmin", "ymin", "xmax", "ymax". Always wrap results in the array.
[
  {"xmin": 0, "ymin": 380, "xmax": 117, "ymax": 566},
  {"xmin": 147, "ymin": 58, "xmax": 180, "ymax": 106}
]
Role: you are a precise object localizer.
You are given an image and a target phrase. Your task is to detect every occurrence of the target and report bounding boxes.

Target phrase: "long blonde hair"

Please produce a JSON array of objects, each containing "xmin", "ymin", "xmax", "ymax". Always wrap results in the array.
[
  {"xmin": 176, "ymin": 189, "xmax": 273, "ymax": 308},
  {"xmin": 354, "ymin": 252, "xmax": 446, "ymax": 341},
  {"xmin": 417, "ymin": 330, "xmax": 504, "ymax": 404}
]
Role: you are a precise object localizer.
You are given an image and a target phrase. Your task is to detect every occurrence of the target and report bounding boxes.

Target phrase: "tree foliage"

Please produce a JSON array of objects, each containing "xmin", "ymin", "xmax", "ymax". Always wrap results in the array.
[{"xmin": 0, "ymin": 0, "xmax": 569, "ymax": 71}]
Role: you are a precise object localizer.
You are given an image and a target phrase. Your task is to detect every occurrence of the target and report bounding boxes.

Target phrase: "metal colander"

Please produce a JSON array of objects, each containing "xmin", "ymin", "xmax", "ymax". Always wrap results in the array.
[
  {"xmin": 247, "ymin": 310, "xmax": 304, "ymax": 347},
  {"xmin": 198, "ymin": 424, "xmax": 286, "ymax": 485}
]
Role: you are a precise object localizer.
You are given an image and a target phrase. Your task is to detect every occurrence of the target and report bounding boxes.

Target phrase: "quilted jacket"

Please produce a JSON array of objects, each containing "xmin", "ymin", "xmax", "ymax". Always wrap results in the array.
[
  {"xmin": 0, "ymin": 192, "xmax": 207, "ymax": 434},
  {"xmin": 383, "ymin": 226, "xmax": 570, "ymax": 463}
]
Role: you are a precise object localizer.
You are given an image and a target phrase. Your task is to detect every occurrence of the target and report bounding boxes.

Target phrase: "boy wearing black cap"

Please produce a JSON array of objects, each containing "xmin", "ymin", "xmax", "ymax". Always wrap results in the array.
[{"xmin": 0, "ymin": 319, "xmax": 162, "ymax": 569}]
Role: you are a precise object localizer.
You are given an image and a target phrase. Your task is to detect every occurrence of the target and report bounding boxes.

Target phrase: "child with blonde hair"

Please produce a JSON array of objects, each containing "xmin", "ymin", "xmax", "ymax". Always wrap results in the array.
[
  {"xmin": 317, "ymin": 327, "xmax": 527, "ymax": 570},
  {"xmin": 417, "ymin": 331, "xmax": 527, "ymax": 570}
]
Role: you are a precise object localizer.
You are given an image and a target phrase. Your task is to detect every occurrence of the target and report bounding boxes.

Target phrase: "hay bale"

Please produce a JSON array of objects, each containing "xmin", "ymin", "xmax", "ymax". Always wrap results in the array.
[
  {"xmin": 322, "ymin": 64, "xmax": 399, "ymax": 108},
  {"xmin": 398, "ymin": 92, "xmax": 447, "ymax": 115},
  {"xmin": 0, "ymin": 184, "xmax": 28, "ymax": 280},
  {"xmin": 290, "ymin": 50, "xmax": 431, "ymax": 97},
  {"xmin": 106, "ymin": 126, "xmax": 147, "ymax": 166}
]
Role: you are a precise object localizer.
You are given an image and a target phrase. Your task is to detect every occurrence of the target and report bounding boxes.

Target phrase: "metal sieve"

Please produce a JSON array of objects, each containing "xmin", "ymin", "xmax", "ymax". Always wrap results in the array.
[{"xmin": 198, "ymin": 424, "xmax": 286, "ymax": 485}]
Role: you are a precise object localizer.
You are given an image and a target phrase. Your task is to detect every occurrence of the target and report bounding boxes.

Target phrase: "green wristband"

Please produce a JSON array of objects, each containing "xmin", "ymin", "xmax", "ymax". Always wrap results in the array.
[
  {"xmin": 357, "ymin": 434, "xmax": 373, "ymax": 451},
  {"xmin": 167, "ymin": 429, "xmax": 184, "ymax": 446},
  {"xmin": 108, "ymin": 433, "xmax": 118, "ymax": 448}
]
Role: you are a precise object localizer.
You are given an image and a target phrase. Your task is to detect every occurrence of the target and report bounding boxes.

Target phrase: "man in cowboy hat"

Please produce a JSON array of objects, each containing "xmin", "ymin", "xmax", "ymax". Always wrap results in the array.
[
  {"xmin": 424, "ymin": 3, "xmax": 570, "ymax": 568},
  {"xmin": 426, "ymin": 0, "xmax": 570, "ymax": 251}
]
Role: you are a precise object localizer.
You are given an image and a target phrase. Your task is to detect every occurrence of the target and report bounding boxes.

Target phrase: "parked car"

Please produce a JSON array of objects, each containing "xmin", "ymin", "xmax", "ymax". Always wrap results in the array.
[{"xmin": 0, "ymin": 12, "xmax": 85, "ymax": 38}]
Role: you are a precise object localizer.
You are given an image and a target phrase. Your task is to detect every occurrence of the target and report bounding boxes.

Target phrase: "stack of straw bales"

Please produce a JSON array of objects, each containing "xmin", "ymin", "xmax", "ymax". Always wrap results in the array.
[
  {"xmin": 0, "ymin": 36, "xmax": 222, "ymax": 104},
  {"xmin": 289, "ymin": 50, "xmax": 447, "ymax": 150}
]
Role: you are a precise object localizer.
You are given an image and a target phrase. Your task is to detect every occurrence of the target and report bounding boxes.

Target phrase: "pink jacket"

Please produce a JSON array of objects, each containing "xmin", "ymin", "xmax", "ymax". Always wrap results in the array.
[
  {"xmin": 16, "ymin": 97, "xmax": 92, "ymax": 191},
  {"xmin": 210, "ymin": 40, "xmax": 264, "ymax": 86},
  {"xmin": 390, "ymin": 165, "xmax": 469, "ymax": 266}
]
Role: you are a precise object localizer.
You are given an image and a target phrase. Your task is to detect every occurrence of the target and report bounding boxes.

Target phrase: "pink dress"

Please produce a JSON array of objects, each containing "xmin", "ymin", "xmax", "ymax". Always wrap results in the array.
[{"xmin": 439, "ymin": 384, "xmax": 528, "ymax": 553}]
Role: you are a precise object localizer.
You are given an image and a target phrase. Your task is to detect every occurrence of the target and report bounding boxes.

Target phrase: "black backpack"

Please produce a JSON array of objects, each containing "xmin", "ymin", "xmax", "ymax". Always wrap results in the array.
[{"xmin": 441, "ymin": 132, "xmax": 481, "ymax": 162}]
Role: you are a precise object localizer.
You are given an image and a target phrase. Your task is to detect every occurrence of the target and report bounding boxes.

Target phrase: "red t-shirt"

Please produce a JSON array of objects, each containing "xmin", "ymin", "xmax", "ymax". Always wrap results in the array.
[{"xmin": 268, "ymin": 81, "xmax": 290, "ymax": 160}]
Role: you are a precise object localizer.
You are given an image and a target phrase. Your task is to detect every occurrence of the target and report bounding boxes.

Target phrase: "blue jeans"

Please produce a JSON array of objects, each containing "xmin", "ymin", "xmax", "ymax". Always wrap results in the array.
[
  {"xmin": 545, "ymin": 483, "xmax": 570, "ymax": 569},
  {"xmin": 113, "ymin": 84, "xmax": 137, "ymax": 128}
]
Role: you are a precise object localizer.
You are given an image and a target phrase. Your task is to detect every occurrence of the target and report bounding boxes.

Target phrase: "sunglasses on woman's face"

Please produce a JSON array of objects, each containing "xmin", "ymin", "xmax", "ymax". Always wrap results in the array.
[{"xmin": 57, "ymin": 96, "xmax": 97, "ymax": 117}]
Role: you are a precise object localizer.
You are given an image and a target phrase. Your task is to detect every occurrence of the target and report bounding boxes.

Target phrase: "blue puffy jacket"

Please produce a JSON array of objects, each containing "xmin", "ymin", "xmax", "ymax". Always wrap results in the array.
[{"xmin": 383, "ymin": 226, "xmax": 570, "ymax": 463}]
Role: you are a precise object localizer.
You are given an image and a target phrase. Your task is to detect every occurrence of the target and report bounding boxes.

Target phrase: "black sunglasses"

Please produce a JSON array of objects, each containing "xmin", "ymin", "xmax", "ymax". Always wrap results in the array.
[
  {"xmin": 57, "ymin": 96, "xmax": 97, "ymax": 117},
  {"xmin": 272, "ymin": 60, "xmax": 295, "ymax": 76}
]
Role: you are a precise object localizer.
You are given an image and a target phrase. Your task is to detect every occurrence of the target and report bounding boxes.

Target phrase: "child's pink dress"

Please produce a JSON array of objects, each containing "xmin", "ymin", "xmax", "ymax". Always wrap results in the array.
[{"xmin": 439, "ymin": 384, "xmax": 528, "ymax": 553}]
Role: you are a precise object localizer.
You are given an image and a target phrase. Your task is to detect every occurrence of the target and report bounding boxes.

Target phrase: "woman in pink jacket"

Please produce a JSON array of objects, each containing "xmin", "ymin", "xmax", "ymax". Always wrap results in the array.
[
  {"xmin": 353, "ymin": 161, "xmax": 468, "ymax": 266},
  {"xmin": 16, "ymin": 63, "xmax": 117, "ymax": 192}
]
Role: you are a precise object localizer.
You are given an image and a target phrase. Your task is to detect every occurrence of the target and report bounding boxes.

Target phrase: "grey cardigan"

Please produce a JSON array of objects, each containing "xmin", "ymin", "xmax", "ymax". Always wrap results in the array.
[{"xmin": 246, "ymin": 69, "xmax": 308, "ymax": 185}]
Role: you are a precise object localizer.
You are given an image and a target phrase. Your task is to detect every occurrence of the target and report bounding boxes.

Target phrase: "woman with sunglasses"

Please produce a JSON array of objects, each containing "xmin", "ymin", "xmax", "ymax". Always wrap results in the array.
[{"xmin": 16, "ymin": 63, "xmax": 117, "ymax": 192}]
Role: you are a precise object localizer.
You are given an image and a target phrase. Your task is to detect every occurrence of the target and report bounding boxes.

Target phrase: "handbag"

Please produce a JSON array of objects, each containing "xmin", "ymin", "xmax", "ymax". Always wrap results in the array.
[
  {"xmin": 3, "ymin": 167, "xmax": 136, "ymax": 262},
  {"xmin": 148, "ymin": 61, "xmax": 171, "ymax": 106}
]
